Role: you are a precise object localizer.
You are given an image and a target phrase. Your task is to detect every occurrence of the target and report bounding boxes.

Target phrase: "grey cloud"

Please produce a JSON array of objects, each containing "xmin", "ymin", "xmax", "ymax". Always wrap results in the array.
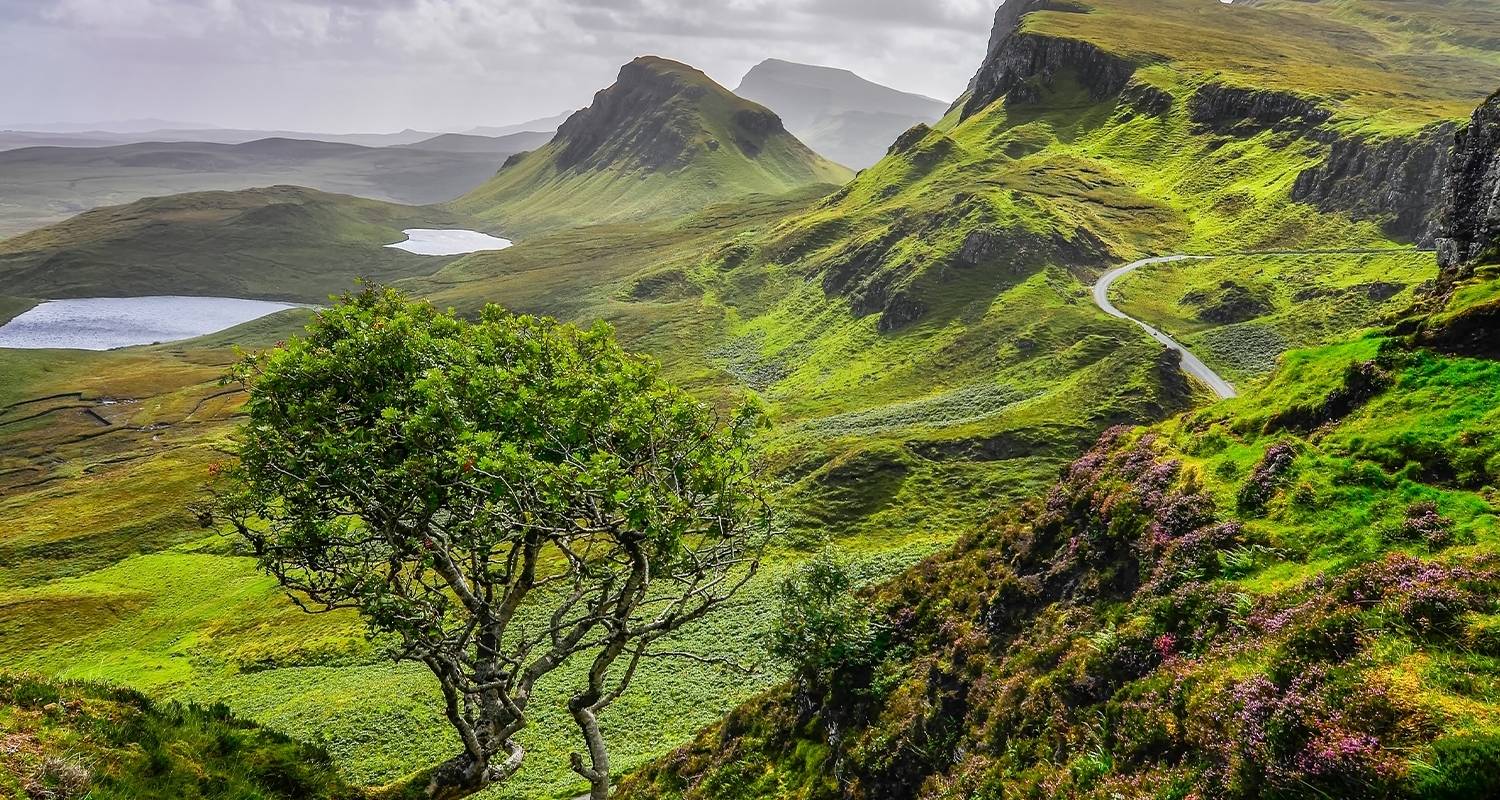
[{"xmin": 1, "ymin": 0, "xmax": 995, "ymax": 131}]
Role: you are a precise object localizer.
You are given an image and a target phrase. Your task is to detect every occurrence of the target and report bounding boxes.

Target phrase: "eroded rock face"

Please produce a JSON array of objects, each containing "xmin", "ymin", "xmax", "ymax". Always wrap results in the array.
[
  {"xmin": 960, "ymin": 1, "xmax": 1133, "ymax": 121},
  {"xmin": 964, "ymin": 34, "xmax": 1136, "ymax": 119},
  {"xmin": 1292, "ymin": 124, "xmax": 1456, "ymax": 246},
  {"xmin": 1417, "ymin": 89, "xmax": 1500, "ymax": 358},
  {"xmin": 552, "ymin": 57, "xmax": 792, "ymax": 174},
  {"xmin": 1435, "ymin": 89, "xmax": 1500, "ymax": 283},
  {"xmin": 1188, "ymin": 84, "xmax": 1332, "ymax": 133}
]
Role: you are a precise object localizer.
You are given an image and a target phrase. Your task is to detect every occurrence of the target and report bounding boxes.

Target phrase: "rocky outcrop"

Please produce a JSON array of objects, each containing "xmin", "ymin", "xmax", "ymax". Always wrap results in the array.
[
  {"xmin": 959, "ymin": 1, "xmax": 1134, "ymax": 120},
  {"xmin": 1121, "ymin": 82, "xmax": 1174, "ymax": 117},
  {"xmin": 552, "ymin": 56, "xmax": 792, "ymax": 173},
  {"xmin": 1292, "ymin": 124, "xmax": 1456, "ymax": 245},
  {"xmin": 963, "ymin": 33, "xmax": 1136, "ymax": 120},
  {"xmin": 1188, "ymin": 83, "xmax": 1332, "ymax": 134},
  {"xmin": 1435, "ymin": 89, "xmax": 1500, "ymax": 284},
  {"xmin": 1188, "ymin": 80, "xmax": 1454, "ymax": 245},
  {"xmin": 1415, "ymin": 89, "xmax": 1500, "ymax": 357}
]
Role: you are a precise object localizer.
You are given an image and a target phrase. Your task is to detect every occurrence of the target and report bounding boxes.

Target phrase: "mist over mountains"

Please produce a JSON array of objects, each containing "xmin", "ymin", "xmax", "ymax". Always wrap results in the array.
[{"xmin": 736, "ymin": 58, "xmax": 950, "ymax": 168}]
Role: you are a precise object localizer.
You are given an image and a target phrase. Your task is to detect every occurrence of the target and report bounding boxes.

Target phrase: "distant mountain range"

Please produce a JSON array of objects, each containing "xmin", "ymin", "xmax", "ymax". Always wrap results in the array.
[
  {"xmin": 735, "ymin": 58, "xmax": 949, "ymax": 169},
  {"xmin": 467, "ymin": 111, "xmax": 575, "ymax": 138},
  {"xmin": 0, "ymin": 137, "xmax": 530, "ymax": 238},
  {"xmin": 0, "ymin": 113, "xmax": 573, "ymax": 154},
  {"xmin": 396, "ymin": 130, "xmax": 553, "ymax": 155}
]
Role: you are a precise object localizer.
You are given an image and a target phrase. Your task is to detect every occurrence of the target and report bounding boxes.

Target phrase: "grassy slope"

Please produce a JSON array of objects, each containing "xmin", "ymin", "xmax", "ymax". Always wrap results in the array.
[
  {"xmin": 0, "ymin": 186, "xmax": 474, "ymax": 303},
  {"xmin": 453, "ymin": 57, "xmax": 852, "ymax": 238},
  {"xmin": 1111, "ymin": 251, "xmax": 1436, "ymax": 383},
  {"xmin": 620, "ymin": 262, "xmax": 1500, "ymax": 800},
  {"xmin": 2, "ymin": 1, "xmax": 1498, "ymax": 797},
  {"xmin": 1026, "ymin": 0, "xmax": 1500, "ymax": 135},
  {"xmin": 0, "ymin": 674, "xmax": 355, "ymax": 800},
  {"xmin": 0, "ymin": 296, "xmax": 38, "ymax": 326}
]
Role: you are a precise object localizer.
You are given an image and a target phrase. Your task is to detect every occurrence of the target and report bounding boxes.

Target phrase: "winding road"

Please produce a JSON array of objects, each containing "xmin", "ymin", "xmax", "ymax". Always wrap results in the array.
[{"xmin": 1092, "ymin": 255, "xmax": 1239, "ymax": 400}]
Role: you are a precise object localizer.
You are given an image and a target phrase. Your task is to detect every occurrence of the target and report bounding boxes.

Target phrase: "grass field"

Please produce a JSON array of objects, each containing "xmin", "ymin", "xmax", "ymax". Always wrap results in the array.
[
  {"xmin": 1111, "ymin": 251, "xmax": 1437, "ymax": 383},
  {"xmin": 1, "ymin": 0, "xmax": 1495, "ymax": 796}
]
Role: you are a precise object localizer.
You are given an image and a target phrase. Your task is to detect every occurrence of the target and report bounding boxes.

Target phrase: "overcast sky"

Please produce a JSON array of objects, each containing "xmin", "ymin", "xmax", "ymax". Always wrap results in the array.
[{"xmin": 0, "ymin": 0, "xmax": 998, "ymax": 133}]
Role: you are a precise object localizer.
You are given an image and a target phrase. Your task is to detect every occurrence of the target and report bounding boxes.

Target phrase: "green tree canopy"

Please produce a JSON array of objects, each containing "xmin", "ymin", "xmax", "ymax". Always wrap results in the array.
[{"xmin": 209, "ymin": 288, "xmax": 771, "ymax": 800}]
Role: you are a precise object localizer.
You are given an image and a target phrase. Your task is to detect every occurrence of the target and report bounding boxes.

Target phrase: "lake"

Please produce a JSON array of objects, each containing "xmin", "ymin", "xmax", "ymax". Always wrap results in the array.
[
  {"xmin": 385, "ymin": 228, "xmax": 513, "ymax": 256},
  {"xmin": 0, "ymin": 296, "xmax": 301, "ymax": 351}
]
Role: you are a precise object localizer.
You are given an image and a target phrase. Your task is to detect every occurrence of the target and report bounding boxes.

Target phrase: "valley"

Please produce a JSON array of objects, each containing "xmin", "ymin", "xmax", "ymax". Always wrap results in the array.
[{"xmin": 2, "ymin": 1, "xmax": 1500, "ymax": 799}]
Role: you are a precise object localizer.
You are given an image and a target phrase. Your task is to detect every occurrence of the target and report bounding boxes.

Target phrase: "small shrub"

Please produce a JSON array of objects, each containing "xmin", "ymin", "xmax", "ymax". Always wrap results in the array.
[
  {"xmin": 25, "ymin": 756, "xmax": 92, "ymax": 800},
  {"xmin": 769, "ymin": 553, "xmax": 884, "ymax": 689},
  {"xmin": 1401, "ymin": 502, "xmax": 1455, "ymax": 550},
  {"xmin": 1238, "ymin": 442, "xmax": 1298, "ymax": 513},
  {"xmin": 1411, "ymin": 733, "xmax": 1500, "ymax": 799},
  {"xmin": 6, "ymin": 676, "xmax": 62, "ymax": 708}
]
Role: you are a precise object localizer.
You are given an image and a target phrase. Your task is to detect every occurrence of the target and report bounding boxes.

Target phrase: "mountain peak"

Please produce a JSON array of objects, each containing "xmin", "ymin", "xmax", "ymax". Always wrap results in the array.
[
  {"xmin": 455, "ymin": 55, "xmax": 851, "ymax": 236},
  {"xmin": 734, "ymin": 58, "xmax": 949, "ymax": 169}
]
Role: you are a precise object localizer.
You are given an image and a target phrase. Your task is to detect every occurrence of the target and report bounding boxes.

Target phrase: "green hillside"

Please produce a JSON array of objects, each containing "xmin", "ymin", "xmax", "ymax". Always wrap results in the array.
[
  {"xmin": 0, "ymin": 674, "xmax": 355, "ymax": 800},
  {"xmin": 3, "ymin": 1, "xmax": 1500, "ymax": 799},
  {"xmin": 0, "ymin": 186, "xmax": 474, "ymax": 303},
  {"xmin": 621, "ymin": 187, "xmax": 1500, "ymax": 800},
  {"xmin": 453, "ymin": 56, "xmax": 853, "ymax": 238}
]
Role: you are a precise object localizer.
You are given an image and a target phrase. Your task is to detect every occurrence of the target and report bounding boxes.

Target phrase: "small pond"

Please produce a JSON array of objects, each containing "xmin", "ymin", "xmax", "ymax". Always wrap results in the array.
[{"xmin": 385, "ymin": 229, "xmax": 513, "ymax": 256}]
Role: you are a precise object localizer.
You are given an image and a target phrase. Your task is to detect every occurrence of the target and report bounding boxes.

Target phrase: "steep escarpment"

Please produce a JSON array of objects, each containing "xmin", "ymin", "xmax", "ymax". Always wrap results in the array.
[
  {"xmin": 1435, "ymin": 89, "xmax": 1500, "ymax": 283},
  {"xmin": 454, "ymin": 56, "xmax": 852, "ymax": 237},
  {"xmin": 961, "ymin": 14, "xmax": 1136, "ymax": 120},
  {"xmin": 1291, "ymin": 125, "xmax": 1456, "ymax": 245},
  {"xmin": 1416, "ymin": 89, "xmax": 1500, "ymax": 356}
]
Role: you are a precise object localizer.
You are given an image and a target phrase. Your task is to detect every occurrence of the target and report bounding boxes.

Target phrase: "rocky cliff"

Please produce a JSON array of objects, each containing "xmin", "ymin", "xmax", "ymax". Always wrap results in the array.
[
  {"xmin": 1435, "ymin": 89, "xmax": 1500, "ymax": 282},
  {"xmin": 1415, "ymin": 89, "xmax": 1500, "ymax": 357},
  {"xmin": 1292, "ymin": 124, "xmax": 1457, "ymax": 246},
  {"xmin": 960, "ymin": 1, "xmax": 1134, "ymax": 120}
]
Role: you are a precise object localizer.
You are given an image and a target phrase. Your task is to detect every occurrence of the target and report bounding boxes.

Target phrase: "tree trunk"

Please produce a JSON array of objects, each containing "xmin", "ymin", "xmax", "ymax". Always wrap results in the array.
[
  {"xmin": 569, "ymin": 705, "xmax": 613, "ymax": 800},
  {"xmin": 425, "ymin": 753, "xmax": 496, "ymax": 800}
]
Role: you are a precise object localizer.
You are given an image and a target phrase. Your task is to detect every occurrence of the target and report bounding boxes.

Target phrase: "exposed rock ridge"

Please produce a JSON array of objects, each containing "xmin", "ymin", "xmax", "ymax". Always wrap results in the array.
[
  {"xmin": 1292, "ymin": 124, "xmax": 1456, "ymax": 246},
  {"xmin": 1188, "ymin": 83, "xmax": 1332, "ymax": 133},
  {"xmin": 1435, "ymin": 89, "xmax": 1500, "ymax": 283},
  {"xmin": 960, "ymin": 2, "xmax": 1134, "ymax": 120},
  {"xmin": 552, "ymin": 56, "xmax": 788, "ymax": 174},
  {"xmin": 1187, "ymin": 80, "xmax": 1455, "ymax": 246}
]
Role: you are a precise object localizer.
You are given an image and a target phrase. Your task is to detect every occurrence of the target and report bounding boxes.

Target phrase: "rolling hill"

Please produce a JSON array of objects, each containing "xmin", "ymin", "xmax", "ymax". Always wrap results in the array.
[
  {"xmin": 623, "ymin": 83, "xmax": 1500, "ymax": 800},
  {"xmin": 4, "ymin": 1, "xmax": 1500, "ymax": 799},
  {"xmin": 453, "ymin": 56, "xmax": 854, "ymax": 238},
  {"xmin": 0, "ymin": 186, "xmax": 473, "ymax": 302},
  {"xmin": 397, "ymin": 130, "xmax": 553, "ymax": 155},
  {"xmin": 0, "ymin": 138, "xmax": 515, "ymax": 239},
  {"xmin": 735, "ymin": 58, "xmax": 950, "ymax": 169}
]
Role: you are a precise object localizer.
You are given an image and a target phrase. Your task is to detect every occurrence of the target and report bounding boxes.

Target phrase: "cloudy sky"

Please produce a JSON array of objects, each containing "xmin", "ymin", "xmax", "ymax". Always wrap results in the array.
[{"xmin": 0, "ymin": 0, "xmax": 998, "ymax": 133}]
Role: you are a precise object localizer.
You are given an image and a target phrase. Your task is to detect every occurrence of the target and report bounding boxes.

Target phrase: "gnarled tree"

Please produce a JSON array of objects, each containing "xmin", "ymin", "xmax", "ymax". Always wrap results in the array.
[{"xmin": 207, "ymin": 288, "xmax": 771, "ymax": 800}]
